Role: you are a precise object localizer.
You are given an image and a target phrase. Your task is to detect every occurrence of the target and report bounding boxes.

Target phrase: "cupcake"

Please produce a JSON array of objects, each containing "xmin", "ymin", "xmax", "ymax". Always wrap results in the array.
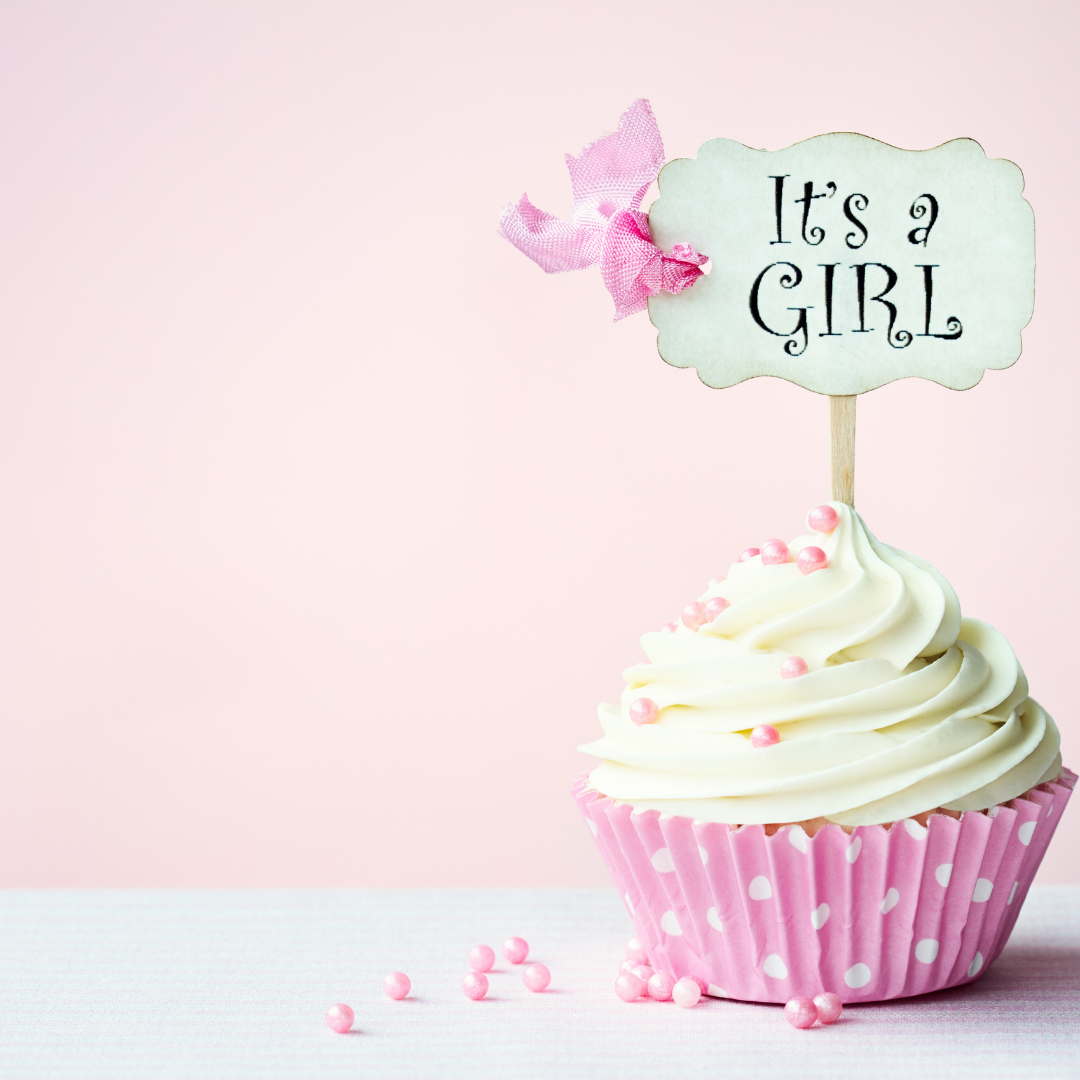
[{"xmin": 575, "ymin": 502, "xmax": 1072, "ymax": 1003}]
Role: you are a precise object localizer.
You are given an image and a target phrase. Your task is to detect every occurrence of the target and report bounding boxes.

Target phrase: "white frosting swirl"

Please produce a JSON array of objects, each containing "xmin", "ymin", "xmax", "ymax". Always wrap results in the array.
[{"xmin": 581, "ymin": 503, "xmax": 1061, "ymax": 825}]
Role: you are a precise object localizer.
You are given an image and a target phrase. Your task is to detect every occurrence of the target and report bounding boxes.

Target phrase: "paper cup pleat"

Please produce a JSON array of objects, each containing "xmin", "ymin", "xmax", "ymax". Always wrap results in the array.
[{"xmin": 573, "ymin": 768, "xmax": 1074, "ymax": 1003}]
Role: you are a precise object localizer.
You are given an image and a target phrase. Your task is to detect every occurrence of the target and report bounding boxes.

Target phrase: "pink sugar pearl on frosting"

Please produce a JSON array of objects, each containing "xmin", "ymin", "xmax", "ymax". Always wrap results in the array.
[
  {"xmin": 615, "ymin": 972, "xmax": 645, "ymax": 1001},
  {"xmin": 739, "ymin": 547, "xmax": 760, "ymax": 562},
  {"xmin": 468, "ymin": 945, "xmax": 495, "ymax": 972},
  {"xmin": 808, "ymin": 504, "xmax": 840, "ymax": 533},
  {"xmin": 462, "ymin": 972, "xmax": 489, "ymax": 1000},
  {"xmin": 383, "ymin": 972, "xmax": 411, "ymax": 1000},
  {"xmin": 751, "ymin": 724, "xmax": 780, "ymax": 748},
  {"xmin": 503, "ymin": 937, "xmax": 529, "ymax": 964},
  {"xmin": 523, "ymin": 964, "xmax": 551, "ymax": 992},
  {"xmin": 703, "ymin": 596, "xmax": 730, "ymax": 621},
  {"xmin": 761, "ymin": 539, "xmax": 791, "ymax": 565},
  {"xmin": 781, "ymin": 656, "xmax": 809, "ymax": 679},
  {"xmin": 661, "ymin": 621, "xmax": 678, "ymax": 633},
  {"xmin": 647, "ymin": 971, "xmax": 676, "ymax": 1001},
  {"xmin": 784, "ymin": 997, "xmax": 818, "ymax": 1029},
  {"xmin": 672, "ymin": 977, "xmax": 702, "ymax": 1008},
  {"xmin": 682, "ymin": 602, "xmax": 706, "ymax": 630},
  {"xmin": 325, "ymin": 1004, "xmax": 354, "ymax": 1033},
  {"xmin": 796, "ymin": 546, "xmax": 828, "ymax": 574},
  {"xmin": 814, "ymin": 992, "xmax": 843, "ymax": 1024},
  {"xmin": 629, "ymin": 698, "xmax": 659, "ymax": 726},
  {"xmin": 625, "ymin": 937, "xmax": 649, "ymax": 965}
]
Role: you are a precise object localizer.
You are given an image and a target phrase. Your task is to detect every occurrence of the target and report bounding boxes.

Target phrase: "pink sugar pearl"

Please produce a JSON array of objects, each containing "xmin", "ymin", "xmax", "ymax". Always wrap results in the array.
[
  {"xmin": 796, "ymin": 546, "xmax": 828, "ymax": 575},
  {"xmin": 687, "ymin": 975, "xmax": 708, "ymax": 994},
  {"xmin": 325, "ymin": 1004, "xmax": 354, "ymax": 1033},
  {"xmin": 383, "ymin": 972, "xmax": 411, "ymax": 1000},
  {"xmin": 814, "ymin": 992, "xmax": 843, "ymax": 1024},
  {"xmin": 739, "ymin": 547, "xmax": 760, "ymax": 562},
  {"xmin": 629, "ymin": 698, "xmax": 660, "ymax": 726},
  {"xmin": 661, "ymin": 621, "xmax": 678, "ymax": 633},
  {"xmin": 618, "ymin": 959, "xmax": 638, "ymax": 975},
  {"xmin": 703, "ymin": 596, "xmax": 730, "ymax": 621},
  {"xmin": 631, "ymin": 965, "xmax": 655, "ymax": 984},
  {"xmin": 615, "ymin": 972, "xmax": 645, "ymax": 1001},
  {"xmin": 672, "ymin": 977, "xmax": 702, "ymax": 1008},
  {"xmin": 784, "ymin": 996, "xmax": 818, "ymax": 1029},
  {"xmin": 751, "ymin": 724, "xmax": 780, "ymax": 748},
  {"xmin": 781, "ymin": 656, "xmax": 809, "ymax": 679},
  {"xmin": 647, "ymin": 971, "xmax": 676, "ymax": 1001},
  {"xmin": 523, "ymin": 964, "xmax": 551, "ymax": 992},
  {"xmin": 682, "ymin": 602, "xmax": 706, "ymax": 631},
  {"xmin": 468, "ymin": 945, "xmax": 495, "ymax": 972},
  {"xmin": 808, "ymin": 504, "xmax": 839, "ymax": 533},
  {"xmin": 625, "ymin": 937, "xmax": 649, "ymax": 965},
  {"xmin": 761, "ymin": 539, "xmax": 791, "ymax": 565},
  {"xmin": 503, "ymin": 937, "xmax": 529, "ymax": 965},
  {"xmin": 462, "ymin": 971, "xmax": 489, "ymax": 1000}
]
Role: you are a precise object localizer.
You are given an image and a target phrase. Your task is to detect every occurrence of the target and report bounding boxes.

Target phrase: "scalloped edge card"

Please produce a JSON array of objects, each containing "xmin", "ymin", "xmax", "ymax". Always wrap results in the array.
[{"xmin": 646, "ymin": 134, "xmax": 1035, "ymax": 395}]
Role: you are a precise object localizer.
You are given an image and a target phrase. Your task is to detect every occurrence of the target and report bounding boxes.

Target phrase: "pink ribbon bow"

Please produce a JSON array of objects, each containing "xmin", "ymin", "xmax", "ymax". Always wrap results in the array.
[{"xmin": 498, "ymin": 99, "xmax": 707, "ymax": 321}]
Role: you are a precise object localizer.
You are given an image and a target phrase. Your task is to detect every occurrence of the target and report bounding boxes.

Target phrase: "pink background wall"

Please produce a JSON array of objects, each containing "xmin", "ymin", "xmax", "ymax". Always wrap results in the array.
[{"xmin": 0, "ymin": 1, "xmax": 1077, "ymax": 886}]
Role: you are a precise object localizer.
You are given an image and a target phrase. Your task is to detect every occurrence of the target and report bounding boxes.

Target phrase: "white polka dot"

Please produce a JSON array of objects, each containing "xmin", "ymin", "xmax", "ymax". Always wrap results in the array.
[
  {"xmin": 788, "ymin": 827, "xmax": 808, "ymax": 853},
  {"xmin": 651, "ymin": 847, "xmax": 675, "ymax": 873},
  {"xmin": 1018, "ymin": 821, "xmax": 1036, "ymax": 846},
  {"xmin": 904, "ymin": 819, "xmax": 928, "ymax": 840},
  {"xmin": 698, "ymin": 845, "xmax": 709, "ymax": 865},
  {"xmin": 810, "ymin": 903, "xmax": 830, "ymax": 930},
  {"xmin": 972, "ymin": 878, "xmax": 993, "ymax": 903},
  {"xmin": 934, "ymin": 863, "xmax": 953, "ymax": 887},
  {"xmin": 1008, "ymin": 881, "xmax": 1019, "ymax": 905},
  {"xmin": 880, "ymin": 887, "xmax": 899, "ymax": 914},
  {"xmin": 586, "ymin": 818, "xmax": 598, "ymax": 835},
  {"xmin": 625, "ymin": 894, "xmax": 635, "ymax": 914},
  {"xmin": 967, "ymin": 951, "xmax": 984, "ymax": 978},
  {"xmin": 706, "ymin": 906, "xmax": 723, "ymax": 932},
  {"xmin": 661, "ymin": 910, "xmax": 682, "ymax": 936},
  {"xmin": 844, "ymin": 963, "xmax": 872, "ymax": 989},
  {"xmin": 707, "ymin": 984, "xmax": 727, "ymax": 998},
  {"xmin": 915, "ymin": 939, "xmax": 939, "ymax": 964},
  {"xmin": 846, "ymin": 836, "xmax": 862, "ymax": 864},
  {"xmin": 748, "ymin": 876, "xmax": 772, "ymax": 901},
  {"xmin": 763, "ymin": 954, "xmax": 788, "ymax": 979}
]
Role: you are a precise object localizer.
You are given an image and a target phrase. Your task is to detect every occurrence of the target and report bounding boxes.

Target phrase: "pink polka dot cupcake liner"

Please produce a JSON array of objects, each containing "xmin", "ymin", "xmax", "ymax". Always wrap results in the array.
[{"xmin": 573, "ymin": 768, "xmax": 1075, "ymax": 1004}]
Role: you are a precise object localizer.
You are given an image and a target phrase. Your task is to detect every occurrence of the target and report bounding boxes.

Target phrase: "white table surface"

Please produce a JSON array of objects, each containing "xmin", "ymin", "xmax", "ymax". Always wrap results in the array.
[{"xmin": 0, "ymin": 886, "xmax": 1077, "ymax": 1079}]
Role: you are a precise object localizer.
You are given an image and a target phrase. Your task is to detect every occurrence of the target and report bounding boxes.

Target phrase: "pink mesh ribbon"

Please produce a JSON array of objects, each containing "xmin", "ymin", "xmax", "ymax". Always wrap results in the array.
[{"xmin": 498, "ymin": 99, "xmax": 707, "ymax": 321}]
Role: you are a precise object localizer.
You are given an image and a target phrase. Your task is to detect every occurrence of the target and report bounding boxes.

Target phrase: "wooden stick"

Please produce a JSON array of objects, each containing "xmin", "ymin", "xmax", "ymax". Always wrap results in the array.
[{"xmin": 830, "ymin": 395, "xmax": 857, "ymax": 506}]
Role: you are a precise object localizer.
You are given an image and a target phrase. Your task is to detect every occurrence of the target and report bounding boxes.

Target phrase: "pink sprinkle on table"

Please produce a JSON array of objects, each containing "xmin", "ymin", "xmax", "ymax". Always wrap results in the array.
[
  {"xmin": 781, "ymin": 656, "xmax": 809, "ymax": 679},
  {"xmin": 672, "ymin": 977, "xmax": 701, "ymax": 1008},
  {"xmin": 625, "ymin": 937, "xmax": 649, "ymax": 965},
  {"xmin": 784, "ymin": 997, "xmax": 818, "ymax": 1029},
  {"xmin": 796, "ymin": 546, "xmax": 828, "ymax": 574},
  {"xmin": 630, "ymin": 964, "xmax": 654, "ymax": 984},
  {"xmin": 808, "ymin": 504, "xmax": 839, "ymax": 532},
  {"xmin": 629, "ymin": 698, "xmax": 659, "ymax": 726},
  {"xmin": 325, "ymin": 1004, "xmax": 354, "ymax": 1033},
  {"xmin": 615, "ymin": 972, "xmax": 644, "ymax": 1001},
  {"xmin": 523, "ymin": 964, "xmax": 551, "ymax": 992},
  {"xmin": 647, "ymin": 971, "xmax": 676, "ymax": 1000},
  {"xmin": 503, "ymin": 937, "xmax": 529, "ymax": 964},
  {"xmin": 814, "ymin": 992, "xmax": 843, "ymax": 1024},
  {"xmin": 462, "ymin": 972, "xmax": 489, "ymax": 1000},
  {"xmin": 468, "ymin": 945, "xmax": 495, "ymax": 972},
  {"xmin": 751, "ymin": 724, "xmax": 780, "ymax": 748},
  {"xmin": 383, "ymin": 972, "xmax": 411, "ymax": 1000}
]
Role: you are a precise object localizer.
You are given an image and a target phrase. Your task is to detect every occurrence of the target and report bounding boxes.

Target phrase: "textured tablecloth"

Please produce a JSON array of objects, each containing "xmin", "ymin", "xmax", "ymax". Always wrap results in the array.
[{"xmin": 0, "ymin": 886, "xmax": 1077, "ymax": 1079}]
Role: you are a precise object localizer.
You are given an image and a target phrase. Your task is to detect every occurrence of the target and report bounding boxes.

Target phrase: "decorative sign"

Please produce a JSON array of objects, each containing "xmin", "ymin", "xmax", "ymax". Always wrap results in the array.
[{"xmin": 647, "ymin": 135, "xmax": 1035, "ymax": 395}]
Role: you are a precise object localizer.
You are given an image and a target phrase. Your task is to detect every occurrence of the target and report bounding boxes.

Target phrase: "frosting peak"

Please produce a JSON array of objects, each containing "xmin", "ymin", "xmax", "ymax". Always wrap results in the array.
[{"xmin": 581, "ymin": 503, "xmax": 1060, "ymax": 826}]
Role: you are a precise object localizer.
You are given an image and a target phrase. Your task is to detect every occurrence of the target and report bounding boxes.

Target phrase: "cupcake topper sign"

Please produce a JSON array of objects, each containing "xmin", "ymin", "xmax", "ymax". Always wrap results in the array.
[{"xmin": 499, "ymin": 102, "xmax": 1035, "ymax": 505}]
